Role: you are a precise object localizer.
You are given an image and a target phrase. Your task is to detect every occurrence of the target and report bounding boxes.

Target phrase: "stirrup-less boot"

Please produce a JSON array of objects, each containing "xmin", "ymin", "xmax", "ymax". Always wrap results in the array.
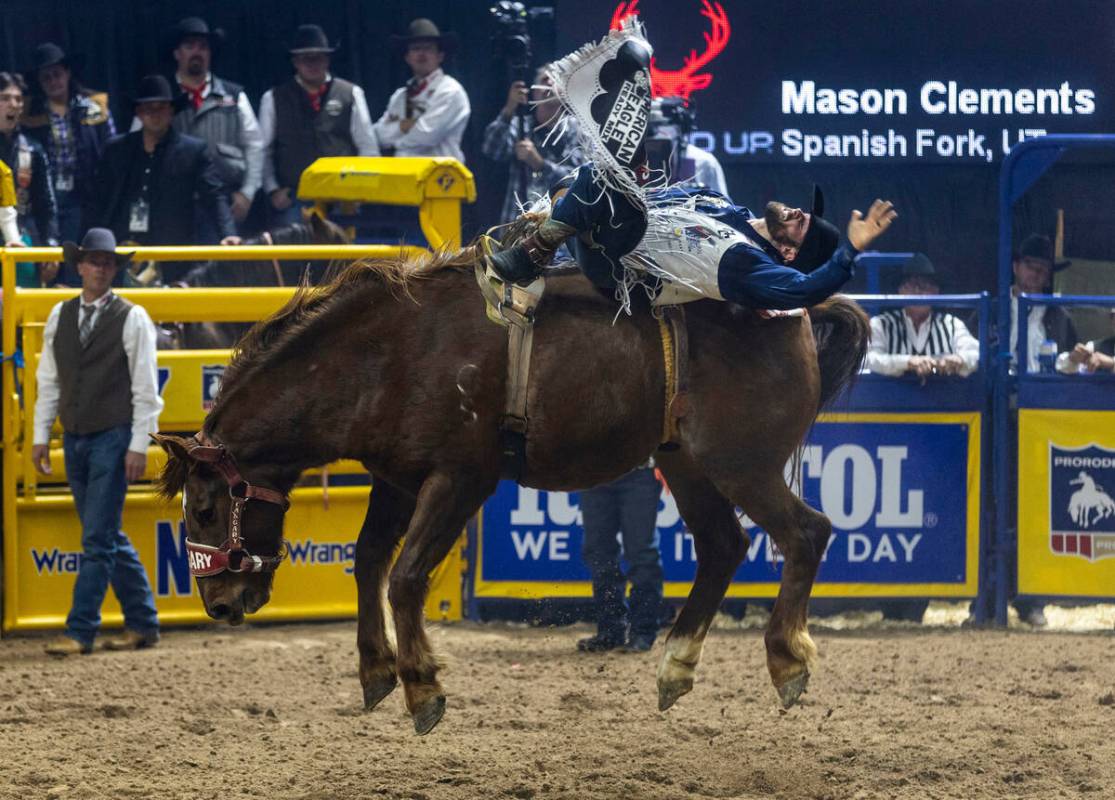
[{"xmin": 486, "ymin": 219, "xmax": 576, "ymax": 285}]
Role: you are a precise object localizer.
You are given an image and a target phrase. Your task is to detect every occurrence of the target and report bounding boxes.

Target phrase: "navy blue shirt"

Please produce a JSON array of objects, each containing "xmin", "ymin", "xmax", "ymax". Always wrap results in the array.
[{"xmin": 651, "ymin": 186, "xmax": 859, "ymax": 309}]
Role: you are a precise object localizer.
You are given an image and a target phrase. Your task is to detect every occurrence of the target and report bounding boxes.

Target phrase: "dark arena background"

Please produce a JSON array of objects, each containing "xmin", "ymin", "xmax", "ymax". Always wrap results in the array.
[{"xmin": 1, "ymin": 2, "xmax": 1114, "ymax": 799}]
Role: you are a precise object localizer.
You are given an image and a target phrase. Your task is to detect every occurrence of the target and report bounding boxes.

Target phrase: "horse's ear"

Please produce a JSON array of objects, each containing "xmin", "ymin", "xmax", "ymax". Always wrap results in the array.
[
  {"xmin": 307, "ymin": 208, "xmax": 328, "ymax": 238},
  {"xmin": 151, "ymin": 433, "xmax": 193, "ymax": 462}
]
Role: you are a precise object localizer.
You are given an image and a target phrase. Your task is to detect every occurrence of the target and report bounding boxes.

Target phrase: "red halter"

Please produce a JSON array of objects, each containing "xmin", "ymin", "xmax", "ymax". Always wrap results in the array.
[{"xmin": 182, "ymin": 432, "xmax": 290, "ymax": 577}]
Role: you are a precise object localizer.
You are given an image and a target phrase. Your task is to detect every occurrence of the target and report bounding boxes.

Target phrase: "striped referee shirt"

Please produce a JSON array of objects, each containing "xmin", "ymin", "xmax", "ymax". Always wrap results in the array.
[{"xmin": 866, "ymin": 309, "xmax": 980, "ymax": 377}]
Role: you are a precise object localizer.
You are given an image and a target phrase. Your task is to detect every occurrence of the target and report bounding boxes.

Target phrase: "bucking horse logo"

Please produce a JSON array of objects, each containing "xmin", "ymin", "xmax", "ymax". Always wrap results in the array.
[
  {"xmin": 1049, "ymin": 444, "xmax": 1115, "ymax": 562},
  {"xmin": 1067, "ymin": 471, "xmax": 1115, "ymax": 528}
]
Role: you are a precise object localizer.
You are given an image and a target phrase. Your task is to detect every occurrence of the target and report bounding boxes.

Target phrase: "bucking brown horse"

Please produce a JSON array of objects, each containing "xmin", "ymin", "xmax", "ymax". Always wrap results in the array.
[{"xmin": 154, "ymin": 244, "xmax": 869, "ymax": 735}]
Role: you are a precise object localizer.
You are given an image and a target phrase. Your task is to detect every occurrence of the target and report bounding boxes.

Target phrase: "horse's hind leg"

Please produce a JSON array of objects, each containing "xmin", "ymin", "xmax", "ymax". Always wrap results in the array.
[
  {"xmin": 722, "ymin": 474, "xmax": 831, "ymax": 709},
  {"xmin": 655, "ymin": 451, "xmax": 749, "ymax": 712},
  {"xmin": 355, "ymin": 480, "xmax": 415, "ymax": 711},
  {"xmin": 387, "ymin": 470, "xmax": 493, "ymax": 735}
]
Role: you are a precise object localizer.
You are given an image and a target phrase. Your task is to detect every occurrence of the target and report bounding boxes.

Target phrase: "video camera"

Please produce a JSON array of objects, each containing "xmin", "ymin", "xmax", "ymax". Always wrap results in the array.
[
  {"xmin": 646, "ymin": 97, "xmax": 699, "ymax": 178},
  {"xmin": 489, "ymin": 1, "xmax": 554, "ymax": 72}
]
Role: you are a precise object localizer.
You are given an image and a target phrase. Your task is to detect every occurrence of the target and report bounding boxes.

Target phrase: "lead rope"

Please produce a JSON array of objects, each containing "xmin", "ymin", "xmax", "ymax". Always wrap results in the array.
[{"xmin": 260, "ymin": 230, "xmax": 285, "ymax": 286}]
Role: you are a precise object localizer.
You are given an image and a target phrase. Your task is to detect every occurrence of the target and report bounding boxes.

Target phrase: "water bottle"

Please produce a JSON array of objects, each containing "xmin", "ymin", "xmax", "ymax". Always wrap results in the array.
[{"xmin": 1037, "ymin": 339, "xmax": 1057, "ymax": 374}]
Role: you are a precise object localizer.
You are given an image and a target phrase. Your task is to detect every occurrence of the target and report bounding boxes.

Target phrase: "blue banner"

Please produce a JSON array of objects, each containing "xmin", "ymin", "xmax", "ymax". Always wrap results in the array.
[{"xmin": 474, "ymin": 416, "xmax": 979, "ymax": 596}]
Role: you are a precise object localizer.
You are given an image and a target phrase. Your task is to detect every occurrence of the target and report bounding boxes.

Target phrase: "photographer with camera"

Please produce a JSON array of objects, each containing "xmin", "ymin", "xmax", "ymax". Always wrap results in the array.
[
  {"xmin": 482, "ymin": 66, "xmax": 584, "ymax": 224},
  {"xmin": 646, "ymin": 97, "xmax": 727, "ymax": 197}
]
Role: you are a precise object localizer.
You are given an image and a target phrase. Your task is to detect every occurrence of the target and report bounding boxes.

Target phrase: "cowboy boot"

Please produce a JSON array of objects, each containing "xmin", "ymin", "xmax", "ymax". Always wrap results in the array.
[{"xmin": 486, "ymin": 219, "xmax": 577, "ymax": 285}]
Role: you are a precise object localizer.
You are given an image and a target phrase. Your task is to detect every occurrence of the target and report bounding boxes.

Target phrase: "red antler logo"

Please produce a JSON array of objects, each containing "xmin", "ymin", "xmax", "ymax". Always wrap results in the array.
[{"xmin": 610, "ymin": 0, "xmax": 731, "ymax": 100}]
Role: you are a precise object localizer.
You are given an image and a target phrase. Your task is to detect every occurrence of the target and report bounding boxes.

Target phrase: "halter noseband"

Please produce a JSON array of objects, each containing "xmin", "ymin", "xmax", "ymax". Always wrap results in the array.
[{"xmin": 183, "ymin": 432, "xmax": 290, "ymax": 578}]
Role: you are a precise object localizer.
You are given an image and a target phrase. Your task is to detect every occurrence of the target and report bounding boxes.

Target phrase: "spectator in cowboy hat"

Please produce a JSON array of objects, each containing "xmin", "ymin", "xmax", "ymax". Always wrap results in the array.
[
  {"xmin": 21, "ymin": 42, "xmax": 115, "ymax": 273},
  {"xmin": 866, "ymin": 253, "xmax": 979, "ymax": 380},
  {"xmin": 33, "ymin": 227, "xmax": 163, "ymax": 656},
  {"xmin": 258, "ymin": 23, "xmax": 379, "ymax": 228},
  {"xmin": 86, "ymin": 75, "xmax": 237, "ymax": 282},
  {"xmin": 137, "ymin": 17, "xmax": 264, "ymax": 238},
  {"xmin": 373, "ymin": 18, "xmax": 470, "ymax": 162},
  {"xmin": 1010, "ymin": 232, "xmax": 1076, "ymax": 375}
]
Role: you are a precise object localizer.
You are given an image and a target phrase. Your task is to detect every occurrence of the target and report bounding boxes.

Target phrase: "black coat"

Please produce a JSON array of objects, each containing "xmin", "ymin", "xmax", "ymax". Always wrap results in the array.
[
  {"xmin": 0, "ymin": 131, "xmax": 59, "ymax": 244},
  {"xmin": 86, "ymin": 127, "xmax": 234, "ymax": 245}
]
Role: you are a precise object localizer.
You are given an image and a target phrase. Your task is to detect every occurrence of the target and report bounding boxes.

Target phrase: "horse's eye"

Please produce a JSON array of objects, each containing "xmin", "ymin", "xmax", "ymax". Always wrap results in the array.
[{"xmin": 193, "ymin": 507, "xmax": 217, "ymax": 525}]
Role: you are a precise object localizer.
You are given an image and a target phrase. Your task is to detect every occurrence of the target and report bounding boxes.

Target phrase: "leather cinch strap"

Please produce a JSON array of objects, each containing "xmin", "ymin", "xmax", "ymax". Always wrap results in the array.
[{"xmin": 475, "ymin": 261, "xmax": 544, "ymax": 480}]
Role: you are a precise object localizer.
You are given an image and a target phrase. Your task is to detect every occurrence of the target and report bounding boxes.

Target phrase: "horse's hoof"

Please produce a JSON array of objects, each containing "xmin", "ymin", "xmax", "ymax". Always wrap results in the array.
[
  {"xmin": 412, "ymin": 694, "xmax": 446, "ymax": 736},
  {"xmin": 362, "ymin": 674, "xmax": 397, "ymax": 711},
  {"xmin": 777, "ymin": 671, "xmax": 810, "ymax": 709},
  {"xmin": 657, "ymin": 677, "xmax": 693, "ymax": 712}
]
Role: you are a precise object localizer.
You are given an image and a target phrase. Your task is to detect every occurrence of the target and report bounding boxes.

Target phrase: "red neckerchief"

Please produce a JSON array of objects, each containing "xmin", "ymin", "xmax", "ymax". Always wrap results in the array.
[
  {"xmin": 306, "ymin": 82, "xmax": 329, "ymax": 113},
  {"xmin": 181, "ymin": 79, "xmax": 208, "ymax": 110},
  {"xmin": 407, "ymin": 78, "xmax": 428, "ymax": 98}
]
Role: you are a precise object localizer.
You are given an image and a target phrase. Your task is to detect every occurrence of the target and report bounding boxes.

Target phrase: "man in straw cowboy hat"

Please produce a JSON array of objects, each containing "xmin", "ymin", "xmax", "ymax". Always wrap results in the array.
[
  {"xmin": 259, "ymin": 23, "xmax": 379, "ymax": 228},
  {"xmin": 374, "ymin": 18, "xmax": 470, "ymax": 162},
  {"xmin": 32, "ymin": 227, "xmax": 163, "ymax": 656}
]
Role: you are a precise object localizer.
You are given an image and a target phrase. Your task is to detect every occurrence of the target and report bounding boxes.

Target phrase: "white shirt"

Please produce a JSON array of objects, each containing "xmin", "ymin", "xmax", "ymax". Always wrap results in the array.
[
  {"xmin": 1009, "ymin": 296, "xmax": 1047, "ymax": 374},
  {"xmin": 130, "ymin": 74, "xmax": 266, "ymax": 201},
  {"xmin": 0, "ymin": 205, "xmax": 18, "ymax": 243},
  {"xmin": 373, "ymin": 68, "xmax": 471, "ymax": 162},
  {"xmin": 34, "ymin": 293, "xmax": 165, "ymax": 453},
  {"xmin": 258, "ymin": 75, "xmax": 380, "ymax": 194},
  {"xmin": 866, "ymin": 309, "xmax": 980, "ymax": 376}
]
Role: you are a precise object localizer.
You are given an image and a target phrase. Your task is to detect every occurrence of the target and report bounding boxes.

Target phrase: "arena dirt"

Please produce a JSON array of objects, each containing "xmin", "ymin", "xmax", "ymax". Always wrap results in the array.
[{"xmin": 1, "ymin": 612, "xmax": 1112, "ymax": 800}]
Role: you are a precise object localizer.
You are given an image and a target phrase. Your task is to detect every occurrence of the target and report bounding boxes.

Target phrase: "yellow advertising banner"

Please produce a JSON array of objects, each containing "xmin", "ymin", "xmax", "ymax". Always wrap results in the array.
[
  {"xmin": 1018, "ymin": 408, "xmax": 1115, "ymax": 597},
  {"xmin": 4, "ymin": 486, "xmax": 463, "ymax": 633}
]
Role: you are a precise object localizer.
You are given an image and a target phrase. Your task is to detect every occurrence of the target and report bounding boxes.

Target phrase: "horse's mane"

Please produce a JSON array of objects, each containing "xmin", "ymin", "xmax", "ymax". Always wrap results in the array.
[{"xmin": 205, "ymin": 246, "xmax": 479, "ymax": 431}]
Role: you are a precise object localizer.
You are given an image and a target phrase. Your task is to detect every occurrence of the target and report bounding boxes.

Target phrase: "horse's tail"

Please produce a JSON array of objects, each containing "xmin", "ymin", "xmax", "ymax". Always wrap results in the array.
[{"xmin": 810, "ymin": 295, "xmax": 870, "ymax": 410}]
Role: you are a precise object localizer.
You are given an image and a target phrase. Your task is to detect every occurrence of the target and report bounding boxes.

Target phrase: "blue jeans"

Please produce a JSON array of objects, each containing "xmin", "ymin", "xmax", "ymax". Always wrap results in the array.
[
  {"xmin": 551, "ymin": 166, "xmax": 647, "ymax": 290},
  {"xmin": 63, "ymin": 425, "xmax": 159, "ymax": 645},
  {"xmin": 580, "ymin": 467, "xmax": 664, "ymax": 640}
]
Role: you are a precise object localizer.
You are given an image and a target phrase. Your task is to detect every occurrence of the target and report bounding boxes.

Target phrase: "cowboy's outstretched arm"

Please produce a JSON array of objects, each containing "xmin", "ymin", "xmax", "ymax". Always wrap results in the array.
[{"xmin": 717, "ymin": 243, "xmax": 859, "ymax": 310}]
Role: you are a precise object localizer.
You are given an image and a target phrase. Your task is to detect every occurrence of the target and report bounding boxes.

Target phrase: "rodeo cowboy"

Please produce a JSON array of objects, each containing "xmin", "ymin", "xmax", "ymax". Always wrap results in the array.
[{"xmin": 484, "ymin": 18, "xmax": 898, "ymax": 311}]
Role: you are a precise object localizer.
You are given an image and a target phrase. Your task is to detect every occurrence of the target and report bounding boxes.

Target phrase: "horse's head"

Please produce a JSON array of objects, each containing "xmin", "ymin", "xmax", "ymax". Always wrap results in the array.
[
  {"xmin": 153, "ymin": 433, "xmax": 290, "ymax": 625},
  {"xmin": 266, "ymin": 209, "xmax": 351, "ymax": 247}
]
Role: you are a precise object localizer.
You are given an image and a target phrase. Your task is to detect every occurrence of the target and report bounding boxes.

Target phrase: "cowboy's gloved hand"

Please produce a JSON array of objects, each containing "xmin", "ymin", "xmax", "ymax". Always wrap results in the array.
[
  {"xmin": 220, "ymin": 236, "xmax": 242, "ymax": 246},
  {"xmin": 848, "ymin": 199, "xmax": 898, "ymax": 251}
]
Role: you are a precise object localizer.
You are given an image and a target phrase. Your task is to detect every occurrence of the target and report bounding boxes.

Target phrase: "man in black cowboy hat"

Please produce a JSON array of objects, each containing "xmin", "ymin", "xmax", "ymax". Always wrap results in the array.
[
  {"xmin": 150, "ymin": 17, "xmax": 263, "ymax": 234},
  {"xmin": 865, "ymin": 253, "xmax": 979, "ymax": 379},
  {"xmin": 21, "ymin": 42, "xmax": 115, "ymax": 268},
  {"xmin": 88, "ymin": 75, "xmax": 237, "ymax": 281},
  {"xmin": 373, "ymin": 18, "xmax": 470, "ymax": 162},
  {"xmin": 1010, "ymin": 232, "xmax": 1077, "ymax": 375},
  {"xmin": 32, "ymin": 227, "xmax": 163, "ymax": 656},
  {"xmin": 259, "ymin": 23, "xmax": 379, "ymax": 227}
]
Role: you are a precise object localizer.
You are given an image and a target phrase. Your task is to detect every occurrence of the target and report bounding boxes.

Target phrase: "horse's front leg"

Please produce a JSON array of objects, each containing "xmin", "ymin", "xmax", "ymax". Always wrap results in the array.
[
  {"xmin": 355, "ymin": 480, "xmax": 415, "ymax": 711},
  {"xmin": 387, "ymin": 471, "xmax": 493, "ymax": 735},
  {"xmin": 654, "ymin": 451, "xmax": 749, "ymax": 711},
  {"xmin": 727, "ymin": 474, "xmax": 831, "ymax": 709}
]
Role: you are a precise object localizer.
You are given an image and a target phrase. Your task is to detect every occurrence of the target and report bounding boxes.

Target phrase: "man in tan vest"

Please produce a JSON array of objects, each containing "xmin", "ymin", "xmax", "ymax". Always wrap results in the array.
[{"xmin": 32, "ymin": 228, "xmax": 164, "ymax": 655}]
